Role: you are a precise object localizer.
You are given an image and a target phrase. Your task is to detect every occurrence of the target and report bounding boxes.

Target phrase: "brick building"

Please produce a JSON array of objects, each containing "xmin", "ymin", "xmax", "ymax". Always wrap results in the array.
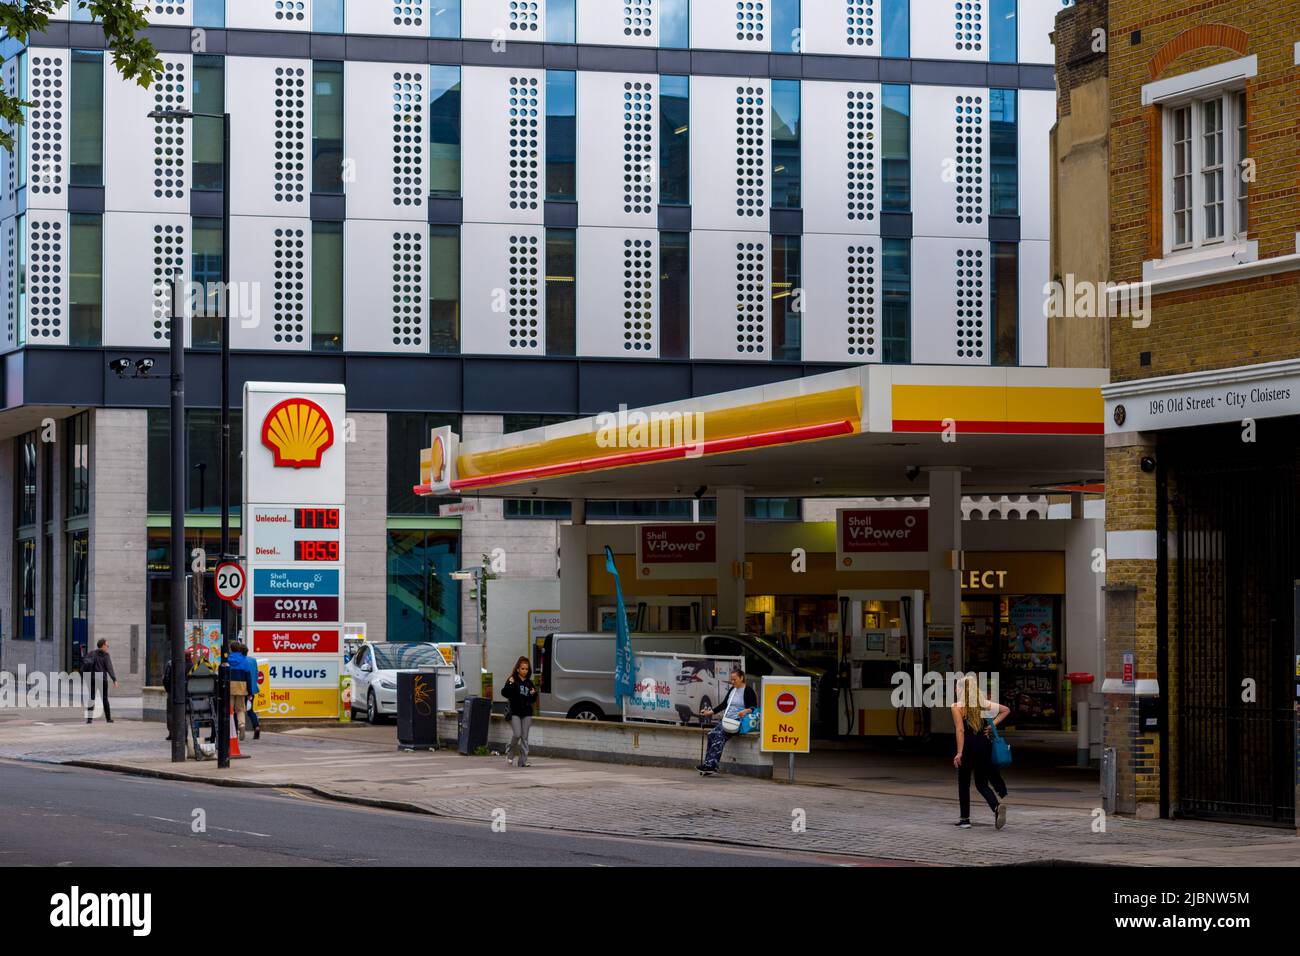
[{"xmin": 1097, "ymin": 0, "xmax": 1299, "ymax": 825}]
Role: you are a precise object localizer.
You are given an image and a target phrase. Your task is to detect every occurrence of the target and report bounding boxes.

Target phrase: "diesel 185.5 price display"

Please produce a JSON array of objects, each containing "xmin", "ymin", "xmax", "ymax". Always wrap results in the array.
[
  {"xmin": 294, "ymin": 540, "xmax": 341, "ymax": 562},
  {"xmin": 295, "ymin": 507, "xmax": 341, "ymax": 530}
]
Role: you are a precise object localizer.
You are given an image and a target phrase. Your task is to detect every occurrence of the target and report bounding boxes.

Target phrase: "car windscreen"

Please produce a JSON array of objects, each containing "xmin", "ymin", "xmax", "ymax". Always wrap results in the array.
[{"xmin": 371, "ymin": 644, "xmax": 444, "ymax": 669}]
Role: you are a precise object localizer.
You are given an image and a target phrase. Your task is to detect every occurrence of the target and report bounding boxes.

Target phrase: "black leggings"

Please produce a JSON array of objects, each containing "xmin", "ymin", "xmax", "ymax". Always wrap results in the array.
[{"xmin": 958, "ymin": 733, "xmax": 1007, "ymax": 818}]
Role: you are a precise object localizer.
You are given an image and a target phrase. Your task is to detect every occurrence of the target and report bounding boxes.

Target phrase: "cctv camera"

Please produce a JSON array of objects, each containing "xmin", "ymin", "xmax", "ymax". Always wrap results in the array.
[
  {"xmin": 109, "ymin": 358, "xmax": 132, "ymax": 376},
  {"xmin": 693, "ymin": 485, "xmax": 708, "ymax": 500},
  {"xmin": 812, "ymin": 476, "xmax": 824, "ymax": 486},
  {"xmin": 136, "ymin": 358, "xmax": 155, "ymax": 374},
  {"xmin": 904, "ymin": 465, "xmax": 921, "ymax": 483},
  {"xmin": 1140, "ymin": 456, "xmax": 1157, "ymax": 473}
]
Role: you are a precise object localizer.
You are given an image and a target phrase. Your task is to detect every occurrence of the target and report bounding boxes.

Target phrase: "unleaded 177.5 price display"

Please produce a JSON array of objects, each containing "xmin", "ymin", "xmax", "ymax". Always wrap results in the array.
[{"xmin": 250, "ymin": 506, "xmax": 344, "ymax": 565}]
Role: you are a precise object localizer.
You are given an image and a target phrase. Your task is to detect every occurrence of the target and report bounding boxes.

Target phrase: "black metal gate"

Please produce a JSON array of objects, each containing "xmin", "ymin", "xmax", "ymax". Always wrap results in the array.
[{"xmin": 1168, "ymin": 421, "xmax": 1297, "ymax": 826}]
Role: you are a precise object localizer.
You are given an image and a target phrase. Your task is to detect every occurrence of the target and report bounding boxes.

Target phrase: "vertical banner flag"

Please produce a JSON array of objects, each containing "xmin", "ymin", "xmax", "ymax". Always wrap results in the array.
[{"xmin": 606, "ymin": 545, "xmax": 634, "ymax": 705}]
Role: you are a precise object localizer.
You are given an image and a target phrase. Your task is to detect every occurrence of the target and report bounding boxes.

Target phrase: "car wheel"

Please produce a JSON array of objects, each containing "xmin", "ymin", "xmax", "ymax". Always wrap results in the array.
[
  {"xmin": 366, "ymin": 690, "xmax": 380, "ymax": 725},
  {"xmin": 566, "ymin": 702, "xmax": 605, "ymax": 721}
]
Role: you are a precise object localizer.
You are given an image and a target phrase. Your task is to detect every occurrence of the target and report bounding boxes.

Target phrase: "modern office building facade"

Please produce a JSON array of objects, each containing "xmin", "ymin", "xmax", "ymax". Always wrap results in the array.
[{"xmin": 0, "ymin": 1, "xmax": 1060, "ymax": 691}]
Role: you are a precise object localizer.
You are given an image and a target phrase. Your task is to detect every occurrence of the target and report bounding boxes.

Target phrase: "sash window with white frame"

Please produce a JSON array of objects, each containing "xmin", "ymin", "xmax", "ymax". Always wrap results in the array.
[{"xmin": 1163, "ymin": 88, "xmax": 1245, "ymax": 254}]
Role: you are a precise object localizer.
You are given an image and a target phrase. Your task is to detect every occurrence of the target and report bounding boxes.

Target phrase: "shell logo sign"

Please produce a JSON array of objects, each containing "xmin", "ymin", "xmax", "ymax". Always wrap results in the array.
[
  {"xmin": 431, "ymin": 434, "xmax": 447, "ymax": 483},
  {"xmin": 261, "ymin": 397, "xmax": 336, "ymax": 469}
]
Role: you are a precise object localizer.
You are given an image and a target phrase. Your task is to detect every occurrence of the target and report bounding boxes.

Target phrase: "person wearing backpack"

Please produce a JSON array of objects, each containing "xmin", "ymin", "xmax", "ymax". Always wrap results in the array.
[
  {"xmin": 951, "ymin": 673, "xmax": 1010, "ymax": 830},
  {"xmin": 83, "ymin": 638, "xmax": 118, "ymax": 724},
  {"xmin": 695, "ymin": 666, "xmax": 757, "ymax": 776}
]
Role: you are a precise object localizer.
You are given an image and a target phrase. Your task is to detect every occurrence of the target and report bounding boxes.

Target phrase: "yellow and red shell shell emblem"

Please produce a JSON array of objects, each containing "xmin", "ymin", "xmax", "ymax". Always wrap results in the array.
[
  {"xmin": 431, "ymin": 435, "xmax": 446, "ymax": 483},
  {"xmin": 261, "ymin": 398, "xmax": 335, "ymax": 469}
]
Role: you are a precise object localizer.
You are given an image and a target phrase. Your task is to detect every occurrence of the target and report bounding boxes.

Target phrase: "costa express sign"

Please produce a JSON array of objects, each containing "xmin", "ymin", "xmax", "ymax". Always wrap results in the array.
[
  {"xmin": 262, "ymin": 397, "xmax": 335, "ymax": 469},
  {"xmin": 840, "ymin": 509, "xmax": 927, "ymax": 555}
]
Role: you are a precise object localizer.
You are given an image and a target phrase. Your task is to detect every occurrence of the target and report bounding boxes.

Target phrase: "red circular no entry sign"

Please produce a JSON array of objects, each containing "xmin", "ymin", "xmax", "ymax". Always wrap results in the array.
[{"xmin": 776, "ymin": 692, "xmax": 797, "ymax": 714}]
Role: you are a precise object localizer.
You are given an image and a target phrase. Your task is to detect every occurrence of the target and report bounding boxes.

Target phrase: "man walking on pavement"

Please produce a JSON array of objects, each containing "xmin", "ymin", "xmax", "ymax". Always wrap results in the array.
[{"xmin": 84, "ymin": 638, "xmax": 118, "ymax": 724}]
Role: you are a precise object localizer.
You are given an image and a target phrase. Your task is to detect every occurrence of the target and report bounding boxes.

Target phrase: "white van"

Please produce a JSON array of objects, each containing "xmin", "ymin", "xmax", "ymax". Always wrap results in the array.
[{"xmin": 537, "ymin": 632, "xmax": 701, "ymax": 720}]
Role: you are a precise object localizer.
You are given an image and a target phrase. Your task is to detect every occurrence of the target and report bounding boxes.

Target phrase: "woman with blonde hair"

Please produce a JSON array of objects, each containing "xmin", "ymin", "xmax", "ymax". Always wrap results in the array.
[{"xmin": 951, "ymin": 673, "xmax": 1010, "ymax": 829}]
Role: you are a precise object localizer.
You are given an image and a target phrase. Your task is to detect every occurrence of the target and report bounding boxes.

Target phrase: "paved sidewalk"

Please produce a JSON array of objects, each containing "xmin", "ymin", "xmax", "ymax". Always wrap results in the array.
[{"xmin": 2, "ymin": 711, "xmax": 1296, "ymax": 866}]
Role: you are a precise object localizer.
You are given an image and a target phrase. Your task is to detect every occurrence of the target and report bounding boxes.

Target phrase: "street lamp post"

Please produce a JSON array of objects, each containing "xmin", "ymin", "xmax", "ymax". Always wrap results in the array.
[{"xmin": 149, "ymin": 106, "xmax": 233, "ymax": 767}]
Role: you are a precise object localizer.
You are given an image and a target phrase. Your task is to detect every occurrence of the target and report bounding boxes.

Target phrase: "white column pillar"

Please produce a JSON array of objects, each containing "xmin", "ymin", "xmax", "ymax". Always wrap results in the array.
[
  {"xmin": 715, "ymin": 487, "xmax": 746, "ymax": 631},
  {"xmin": 927, "ymin": 468, "xmax": 964, "ymax": 671},
  {"xmin": 559, "ymin": 499, "xmax": 588, "ymax": 631}
]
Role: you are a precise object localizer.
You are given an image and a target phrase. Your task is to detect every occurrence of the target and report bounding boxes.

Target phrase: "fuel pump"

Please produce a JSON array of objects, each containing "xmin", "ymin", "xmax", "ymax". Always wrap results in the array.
[{"xmin": 836, "ymin": 590, "xmax": 926, "ymax": 738}]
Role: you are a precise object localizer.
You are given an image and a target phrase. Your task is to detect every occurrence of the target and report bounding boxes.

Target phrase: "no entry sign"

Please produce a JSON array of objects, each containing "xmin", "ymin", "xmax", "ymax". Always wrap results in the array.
[{"xmin": 760, "ymin": 677, "xmax": 811, "ymax": 754}]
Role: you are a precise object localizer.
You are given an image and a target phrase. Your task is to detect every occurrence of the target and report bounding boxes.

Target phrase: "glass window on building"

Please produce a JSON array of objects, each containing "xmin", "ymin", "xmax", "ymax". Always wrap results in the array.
[
  {"xmin": 144, "ymin": 409, "xmax": 244, "ymax": 514},
  {"xmin": 882, "ymin": 0, "xmax": 909, "ymax": 57},
  {"xmin": 191, "ymin": 217, "xmax": 223, "ymax": 349},
  {"xmin": 192, "ymin": 55, "xmax": 225, "ymax": 191},
  {"xmin": 14, "ymin": 432, "xmax": 38, "ymax": 639},
  {"xmin": 659, "ymin": 232, "xmax": 689, "ymax": 359},
  {"xmin": 69, "ymin": 50, "xmax": 103, "ymax": 187},
  {"xmin": 771, "ymin": 235, "xmax": 801, "ymax": 361},
  {"xmin": 312, "ymin": 61, "xmax": 344, "ymax": 195},
  {"xmin": 388, "ymin": 412, "xmax": 461, "ymax": 515},
  {"xmin": 990, "ymin": 0, "xmax": 1017, "ymax": 63},
  {"xmin": 882, "ymin": 237, "xmax": 911, "ymax": 363},
  {"xmin": 430, "ymin": 0, "xmax": 460, "ymax": 38},
  {"xmin": 882, "ymin": 84, "xmax": 910, "ymax": 213},
  {"xmin": 698, "ymin": 498, "xmax": 802, "ymax": 520},
  {"xmin": 66, "ymin": 530, "xmax": 89, "ymax": 664},
  {"xmin": 312, "ymin": 221, "xmax": 343, "ymax": 351},
  {"xmin": 991, "ymin": 241, "xmax": 1018, "ymax": 366},
  {"xmin": 505, "ymin": 499, "xmax": 573, "ymax": 519},
  {"xmin": 16, "ymin": 538, "xmax": 36, "ymax": 640},
  {"xmin": 69, "ymin": 213, "xmax": 102, "ymax": 347},
  {"xmin": 388, "ymin": 529, "xmax": 462, "ymax": 643},
  {"xmin": 429, "ymin": 66, "xmax": 461, "ymax": 198},
  {"xmin": 503, "ymin": 414, "xmax": 576, "ymax": 433},
  {"xmin": 313, "ymin": 0, "xmax": 343, "ymax": 32},
  {"xmin": 546, "ymin": 228, "xmax": 576, "ymax": 356},
  {"xmin": 65, "ymin": 413, "xmax": 90, "ymax": 519},
  {"xmin": 661, "ymin": 0, "xmax": 689, "ymax": 47},
  {"xmin": 990, "ymin": 88, "xmax": 1017, "ymax": 216},
  {"xmin": 545, "ymin": 71, "xmax": 576, "ymax": 202},
  {"xmin": 14, "ymin": 52, "xmax": 26, "ymax": 193},
  {"xmin": 546, "ymin": 0, "xmax": 576, "ymax": 42},
  {"xmin": 659, "ymin": 75, "xmax": 689, "ymax": 205},
  {"xmin": 194, "ymin": 0, "xmax": 225, "ymax": 27},
  {"xmin": 429, "ymin": 225, "xmax": 460, "ymax": 354},
  {"xmin": 14, "ymin": 212, "xmax": 24, "ymax": 347},
  {"xmin": 772, "ymin": 0, "xmax": 800, "ymax": 53},
  {"xmin": 771, "ymin": 80, "xmax": 801, "ymax": 209}
]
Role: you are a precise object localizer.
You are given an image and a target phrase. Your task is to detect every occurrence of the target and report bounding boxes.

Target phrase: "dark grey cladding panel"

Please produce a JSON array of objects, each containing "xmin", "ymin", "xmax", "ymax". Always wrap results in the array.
[
  {"xmin": 544, "ymin": 201, "xmax": 578, "ymax": 228},
  {"xmin": 988, "ymin": 216, "xmax": 1021, "ymax": 242},
  {"xmin": 310, "ymin": 193, "xmax": 347, "ymax": 221},
  {"xmin": 33, "ymin": 23, "xmax": 71, "ymax": 45},
  {"xmin": 68, "ymin": 187, "xmax": 105, "ymax": 215},
  {"xmin": 347, "ymin": 356, "xmax": 461, "ymax": 411},
  {"xmin": 463, "ymin": 359, "xmax": 579, "ymax": 413},
  {"xmin": 25, "ymin": 348, "xmax": 109, "ymax": 407},
  {"xmin": 657, "ymin": 50, "xmax": 691, "ymax": 74},
  {"xmin": 690, "ymin": 361, "xmax": 812, "ymax": 396},
  {"xmin": 879, "ymin": 212, "xmax": 912, "ymax": 238},
  {"xmin": 578, "ymin": 45, "xmax": 656, "ymax": 72},
  {"xmin": 910, "ymin": 58, "xmax": 988, "ymax": 86},
  {"xmin": 658, "ymin": 205, "xmax": 691, "ymax": 231},
  {"xmin": 342, "ymin": 34, "xmax": 427, "ymax": 62},
  {"xmin": 801, "ymin": 56, "xmax": 880, "ymax": 81},
  {"xmin": 428, "ymin": 39, "xmax": 464, "ymax": 64},
  {"xmin": 545, "ymin": 43, "xmax": 579, "ymax": 69},
  {"xmin": 190, "ymin": 190, "xmax": 223, "ymax": 217},
  {"xmin": 1018, "ymin": 64, "xmax": 1056, "ymax": 90},
  {"xmin": 427, "ymin": 198, "xmax": 464, "ymax": 225},
  {"xmin": 578, "ymin": 361, "xmax": 692, "ymax": 415},
  {"xmin": 143, "ymin": 25, "xmax": 201, "ymax": 52},
  {"xmin": 769, "ymin": 53, "xmax": 802, "ymax": 78},
  {"xmin": 461, "ymin": 39, "xmax": 546, "ymax": 68},
  {"xmin": 225, "ymin": 29, "xmax": 311, "ymax": 57},
  {"xmin": 986, "ymin": 63, "xmax": 1020, "ymax": 89},
  {"xmin": 311, "ymin": 34, "xmax": 348, "ymax": 59},
  {"xmin": 878, "ymin": 57, "xmax": 912, "ymax": 83},
  {"xmin": 689, "ymin": 50, "xmax": 770, "ymax": 77}
]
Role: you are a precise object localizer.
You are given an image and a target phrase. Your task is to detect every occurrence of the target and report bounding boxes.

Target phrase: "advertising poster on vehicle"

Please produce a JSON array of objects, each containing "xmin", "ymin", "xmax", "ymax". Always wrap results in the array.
[{"xmin": 623, "ymin": 653, "xmax": 742, "ymax": 725}]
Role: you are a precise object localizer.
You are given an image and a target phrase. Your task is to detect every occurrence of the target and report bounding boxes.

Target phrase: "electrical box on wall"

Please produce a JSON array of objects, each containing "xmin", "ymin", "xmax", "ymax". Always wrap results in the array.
[{"xmin": 1138, "ymin": 695, "xmax": 1162, "ymax": 733}]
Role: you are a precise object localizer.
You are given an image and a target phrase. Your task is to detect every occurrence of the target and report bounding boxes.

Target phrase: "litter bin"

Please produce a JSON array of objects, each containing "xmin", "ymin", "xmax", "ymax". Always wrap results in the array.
[
  {"xmin": 458, "ymin": 695, "xmax": 492, "ymax": 755},
  {"xmin": 397, "ymin": 669, "xmax": 439, "ymax": 751},
  {"xmin": 1066, "ymin": 672, "xmax": 1095, "ymax": 767}
]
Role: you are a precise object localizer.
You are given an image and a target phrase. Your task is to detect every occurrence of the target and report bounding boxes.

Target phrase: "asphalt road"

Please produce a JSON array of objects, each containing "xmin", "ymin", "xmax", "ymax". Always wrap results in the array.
[{"xmin": 0, "ymin": 760, "xmax": 838, "ymax": 867}]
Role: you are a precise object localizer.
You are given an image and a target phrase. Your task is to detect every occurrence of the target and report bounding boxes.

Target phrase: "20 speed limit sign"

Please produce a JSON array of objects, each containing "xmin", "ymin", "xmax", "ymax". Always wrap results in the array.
[{"xmin": 215, "ymin": 562, "xmax": 247, "ymax": 603}]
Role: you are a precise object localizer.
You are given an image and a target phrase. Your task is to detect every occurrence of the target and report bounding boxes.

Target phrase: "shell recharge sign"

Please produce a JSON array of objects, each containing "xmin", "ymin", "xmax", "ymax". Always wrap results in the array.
[{"xmin": 244, "ymin": 384, "xmax": 346, "ymax": 719}]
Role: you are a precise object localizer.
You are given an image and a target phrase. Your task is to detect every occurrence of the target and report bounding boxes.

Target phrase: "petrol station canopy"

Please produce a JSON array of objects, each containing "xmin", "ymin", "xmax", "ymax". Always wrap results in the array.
[{"xmin": 416, "ymin": 365, "xmax": 1108, "ymax": 501}]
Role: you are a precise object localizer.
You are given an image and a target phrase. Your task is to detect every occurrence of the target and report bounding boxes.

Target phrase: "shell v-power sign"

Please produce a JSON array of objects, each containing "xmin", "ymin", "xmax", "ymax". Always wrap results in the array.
[{"xmin": 244, "ymin": 383, "xmax": 347, "ymax": 719}]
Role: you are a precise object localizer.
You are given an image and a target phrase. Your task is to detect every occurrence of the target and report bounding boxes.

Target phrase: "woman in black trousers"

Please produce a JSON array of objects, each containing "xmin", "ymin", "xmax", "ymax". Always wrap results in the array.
[{"xmin": 951, "ymin": 674, "xmax": 1010, "ymax": 829}]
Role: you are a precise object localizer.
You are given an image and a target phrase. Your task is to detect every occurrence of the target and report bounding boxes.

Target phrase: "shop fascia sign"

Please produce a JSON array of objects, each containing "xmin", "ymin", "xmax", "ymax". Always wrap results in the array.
[
  {"xmin": 962, "ymin": 569, "xmax": 1009, "ymax": 590},
  {"xmin": 1105, "ymin": 360, "xmax": 1300, "ymax": 434}
]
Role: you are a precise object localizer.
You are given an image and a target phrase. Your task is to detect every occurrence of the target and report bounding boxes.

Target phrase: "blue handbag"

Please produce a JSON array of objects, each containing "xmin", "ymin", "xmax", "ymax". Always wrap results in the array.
[
  {"xmin": 988, "ymin": 719, "xmax": 1012, "ymax": 767},
  {"xmin": 739, "ymin": 709, "xmax": 761, "ymax": 735}
]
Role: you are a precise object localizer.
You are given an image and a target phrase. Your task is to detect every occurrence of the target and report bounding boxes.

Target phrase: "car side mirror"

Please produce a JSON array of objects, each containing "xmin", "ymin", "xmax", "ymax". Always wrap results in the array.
[{"xmin": 362, "ymin": 663, "xmax": 373, "ymax": 673}]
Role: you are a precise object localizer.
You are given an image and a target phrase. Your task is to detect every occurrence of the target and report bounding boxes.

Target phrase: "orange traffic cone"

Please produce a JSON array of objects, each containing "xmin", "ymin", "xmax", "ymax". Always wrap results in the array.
[{"xmin": 228, "ymin": 704, "xmax": 248, "ymax": 759}]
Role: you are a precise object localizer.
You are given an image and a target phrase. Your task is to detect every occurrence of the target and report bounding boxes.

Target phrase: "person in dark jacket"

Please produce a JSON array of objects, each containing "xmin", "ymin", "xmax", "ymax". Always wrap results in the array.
[
  {"xmin": 501, "ymin": 657, "xmax": 536, "ymax": 767},
  {"xmin": 84, "ymin": 638, "xmax": 118, "ymax": 724},
  {"xmin": 696, "ymin": 667, "xmax": 758, "ymax": 776}
]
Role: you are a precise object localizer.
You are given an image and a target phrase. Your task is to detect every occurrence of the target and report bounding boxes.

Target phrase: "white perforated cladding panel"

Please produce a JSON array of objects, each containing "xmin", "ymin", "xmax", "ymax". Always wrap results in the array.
[
  {"xmin": 25, "ymin": 213, "xmax": 68, "ymax": 345},
  {"xmin": 102, "ymin": 212, "xmax": 190, "ymax": 348},
  {"xmin": 393, "ymin": 70, "xmax": 426, "ymax": 209},
  {"xmin": 690, "ymin": 76, "xmax": 769, "ymax": 232},
  {"xmin": 911, "ymin": 0, "xmax": 988, "ymax": 62},
  {"xmin": 692, "ymin": 0, "xmax": 770, "ymax": 51},
  {"xmin": 227, "ymin": 0, "xmax": 311, "ymax": 31},
  {"xmin": 689, "ymin": 230, "xmax": 769, "ymax": 359},
  {"xmin": 576, "ymin": 0, "xmax": 659, "ymax": 46},
  {"xmin": 910, "ymin": 85, "xmax": 987, "ymax": 239},
  {"xmin": 577, "ymin": 227, "xmax": 659, "ymax": 357},
  {"xmin": 343, "ymin": 220, "xmax": 429, "ymax": 354},
  {"xmin": 800, "ymin": 234, "xmax": 884, "ymax": 363},
  {"xmin": 461, "ymin": 0, "xmax": 544, "ymax": 42},
  {"xmin": 461, "ymin": 67, "xmax": 545, "ymax": 226},
  {"xmin": 577, "ymin": 72, "xmax": 658, "ymax": 228},
  {"xmin": 911, "ymin": 237, "xmax": 989, "ymax": 365},
  {"xmin": 459, "ymin": 222, "xmax": 547, "ymax": 355},
  {"xmin": 27, "ymin": 51, "xmax": 69, "ymax": 210},
  {"xmin": 228, "ymin": 57, "xmax": 311, "ymax": 217},
  {"xmin": 344, "ymin": 62, "xmax": 428, "ymax": 222}
]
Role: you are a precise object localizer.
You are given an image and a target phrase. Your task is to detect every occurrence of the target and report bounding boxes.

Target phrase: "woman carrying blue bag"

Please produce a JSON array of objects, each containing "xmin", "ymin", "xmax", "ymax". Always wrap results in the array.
[{"xmin": 951, "ymin": 673, "xmax": 1011, "ymax": 830}]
